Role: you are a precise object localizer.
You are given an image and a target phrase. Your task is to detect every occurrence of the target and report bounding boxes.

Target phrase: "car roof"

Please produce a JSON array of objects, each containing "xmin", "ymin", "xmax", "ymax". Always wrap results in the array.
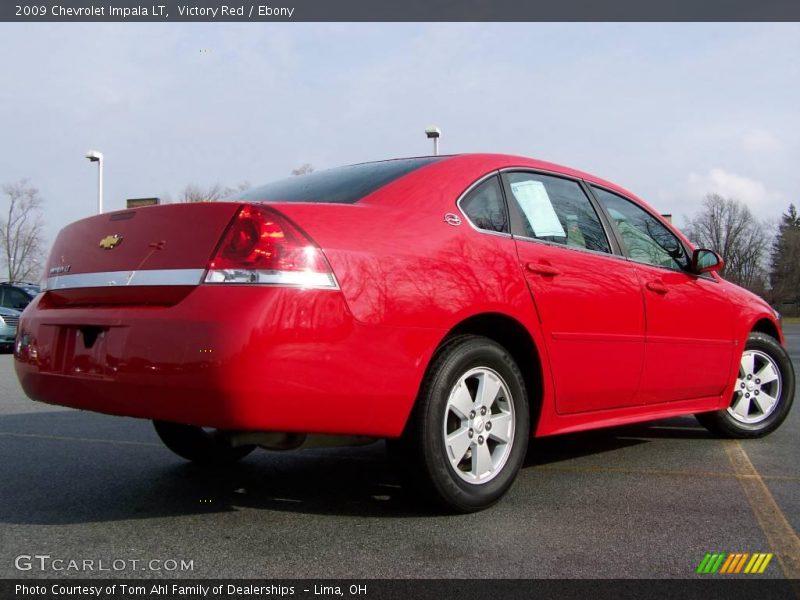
[
  {"xmin": 411, "ymin": 153, "xmax": 675, "ymax": 236},
  {"xmin": 1, "ymin": 282, "xmax": 40, "ymax": 292},
  {"xmin": 435, "ymin": 153, "xmax": 648, "ymax": 204},
  {"xmin": 239, "ymin": 153, "xmax": 650, "ymax": 209}
]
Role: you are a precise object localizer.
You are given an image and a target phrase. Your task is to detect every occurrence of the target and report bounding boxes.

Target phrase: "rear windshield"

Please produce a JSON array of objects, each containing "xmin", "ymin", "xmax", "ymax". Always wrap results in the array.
[{"xmin": 233, "ymin": 156, "xmax": 444, "ymax": 204}]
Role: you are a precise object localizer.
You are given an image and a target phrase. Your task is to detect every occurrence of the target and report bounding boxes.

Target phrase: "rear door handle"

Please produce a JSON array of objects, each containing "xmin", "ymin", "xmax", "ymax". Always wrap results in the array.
[
  {"xmin": 526, "ymin": 262, "xmax": 561, "ymax": 277},
  {"xmin": 646, "ymin": 280, "xmax": 668, "ymax": 294}
]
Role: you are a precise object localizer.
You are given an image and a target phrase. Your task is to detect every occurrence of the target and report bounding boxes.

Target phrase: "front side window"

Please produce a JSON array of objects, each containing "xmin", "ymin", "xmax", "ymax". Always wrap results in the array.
[
  {"xmin": 459, "ymin": 176, "xmax": 509, "ymax": 233},
  {"xmin": 591, "ymin": 186, "xmax": 689, "ymax": 271},
  {"xmin": 2, "ymin": 288, "xmax": 30, "ymax": 309},
  {"xmin": 506, "ymin": 172, "xmax": 610, "ymax": 253}
]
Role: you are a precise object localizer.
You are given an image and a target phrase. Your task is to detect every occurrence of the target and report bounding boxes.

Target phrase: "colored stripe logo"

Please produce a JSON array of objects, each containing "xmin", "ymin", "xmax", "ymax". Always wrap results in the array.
[{"xmin": 697, "ymin": 552, "xmax": 773, "ymax": 574}]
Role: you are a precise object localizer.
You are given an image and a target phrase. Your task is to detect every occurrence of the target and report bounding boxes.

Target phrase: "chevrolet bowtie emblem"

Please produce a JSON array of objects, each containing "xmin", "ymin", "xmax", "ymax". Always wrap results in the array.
[{"xmin": 99, "ymin": 234, "xmax": 123, "ymax": 250}]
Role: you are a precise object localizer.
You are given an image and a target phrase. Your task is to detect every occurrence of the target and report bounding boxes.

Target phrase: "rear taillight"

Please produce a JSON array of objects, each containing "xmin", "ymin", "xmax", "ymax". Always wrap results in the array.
[{"xmin": 204, "ymin": 205, "xmax": 337, "ymax": 289}]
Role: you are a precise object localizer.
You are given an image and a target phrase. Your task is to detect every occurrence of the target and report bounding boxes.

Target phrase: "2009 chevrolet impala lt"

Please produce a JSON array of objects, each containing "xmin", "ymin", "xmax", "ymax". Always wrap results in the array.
[{"xmin": 15, "ymin": 154, "xmax": 795, "ymax": 512}]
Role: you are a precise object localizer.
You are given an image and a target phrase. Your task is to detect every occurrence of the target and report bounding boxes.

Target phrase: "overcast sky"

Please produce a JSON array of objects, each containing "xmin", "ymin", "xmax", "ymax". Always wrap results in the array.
[{"xmin": 1, "ymin": 23, "xmax": 798, "ymax": 244}]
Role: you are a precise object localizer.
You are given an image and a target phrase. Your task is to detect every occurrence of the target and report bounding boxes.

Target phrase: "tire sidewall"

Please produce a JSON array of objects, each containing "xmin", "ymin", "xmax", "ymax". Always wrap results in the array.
[{"xmin": 418, "ymin": 337, "xmax": 530, "ymax": 511}]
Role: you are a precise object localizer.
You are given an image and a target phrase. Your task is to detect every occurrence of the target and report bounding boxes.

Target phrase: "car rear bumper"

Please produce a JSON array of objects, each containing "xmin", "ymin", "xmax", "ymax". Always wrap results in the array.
[{"xmin": 15, "ymin": 286, "xmax": 443, "ymax": 437}]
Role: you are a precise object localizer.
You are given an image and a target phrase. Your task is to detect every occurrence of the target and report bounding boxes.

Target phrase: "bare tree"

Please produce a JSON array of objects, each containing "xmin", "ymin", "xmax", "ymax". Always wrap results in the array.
[
  {"xmin": 291, "ymin": 164, "xmax": 315, "ymax": 176},
  {"xmin": 179, "ymin": 182, "xmax": 228, "ymax": 203},
  {"xmin": 0, "ymin": 180, "xmax": 45, "ymax": 282},
  {"xmin": 178, "ymin": 181, "xmax": 250, "ymax": 203},
  {"xmin": 231, "ymin": 181, "xmax": 251, "ymax": 194},
  {"xmin": 684, "ymin": 193, "xmax": 770, "ymax": 293}
]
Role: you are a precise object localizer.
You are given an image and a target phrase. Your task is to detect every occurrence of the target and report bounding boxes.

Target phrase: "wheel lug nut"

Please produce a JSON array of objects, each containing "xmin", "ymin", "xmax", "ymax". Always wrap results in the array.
[
  {"xmin": 480, "ymin": 407, "xmax": 487, "ymax": 416},
  {"xmin": 754, "ymin": 390, "xmax": 759, "ymax": 396},
  {"xmin": 747, "ymin": 375, "xmax": 752, "ymax": 380},
  {"xmin": 740, "ymin": 383, "xmax": 746, "ymax": 388},
  {"xmin": 745, "ymin": 393, "xmax": 750, "ymax": 398},
  {"xmin": 468, "ymin": 429, "xmax": 474, "ymax": 438},
  {"xmin": 755, "ymin": 379, "xmax": 760, "ymax": 384},
  {"xmin": 477, "ymin": 436, "xmax": 484, "ymax": 444},
  {"xmin": 485, "ymin": 422, "xmax": 492, "ymax": 431},
  {"xmin": 469, "ymin": 410, "xmax": 476, "ymax": 419}
]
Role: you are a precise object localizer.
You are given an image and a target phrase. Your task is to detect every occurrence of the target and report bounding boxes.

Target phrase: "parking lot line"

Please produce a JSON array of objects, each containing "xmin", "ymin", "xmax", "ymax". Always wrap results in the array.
[
  {"xmin": 0, "ymin": 431, "xmax": 160, "ymax": 447},
  {"xmin": 535, "ymin": 463, "xmax": 800, "ymax": 482},
  {"xmin": 723, "ymin": 439, "xmax": 800, "ymax": 579}
]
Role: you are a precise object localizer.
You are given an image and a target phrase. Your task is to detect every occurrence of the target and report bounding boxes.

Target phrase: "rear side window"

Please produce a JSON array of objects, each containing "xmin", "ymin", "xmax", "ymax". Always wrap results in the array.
[
  {"xmin": 591, "ymin": 186, "xmax": 689, "ymax": 271},
  {"xmin": 459, "ymin": 176, "xmax": 509, "ymax": 233},
  {"xmin": 234, "ymin": 157, "xmax": 443, "ymax": 204},
  {"xmin": 506, "ymin": 172, "xmax": 610, "ymax": 253}
]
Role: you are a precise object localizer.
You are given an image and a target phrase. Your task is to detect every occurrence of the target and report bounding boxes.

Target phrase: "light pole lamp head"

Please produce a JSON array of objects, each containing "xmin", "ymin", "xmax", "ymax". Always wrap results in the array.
[
  {"xmin": 85, "ymin": 150, "xmax": 103, "ymax": 162},
  {"xmin": 424, "ymin": 127, "xmax": 441, "ymax": 140}
]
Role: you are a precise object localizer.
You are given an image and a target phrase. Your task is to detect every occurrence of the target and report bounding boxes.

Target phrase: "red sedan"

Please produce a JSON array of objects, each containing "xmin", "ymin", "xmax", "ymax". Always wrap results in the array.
[{"xmin": 15, "ymin": 154, "xmax": 795, "ymax": 512}]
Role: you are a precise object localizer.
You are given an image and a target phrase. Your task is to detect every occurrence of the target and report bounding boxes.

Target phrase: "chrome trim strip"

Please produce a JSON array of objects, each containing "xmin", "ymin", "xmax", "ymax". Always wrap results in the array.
[
  {"xmin": 43, "ymin": 269, "xmax": 206, "ymax": 291},
  {"xmin": 512, "ymin": 234, "xmax": 626, "ymax": 262}
]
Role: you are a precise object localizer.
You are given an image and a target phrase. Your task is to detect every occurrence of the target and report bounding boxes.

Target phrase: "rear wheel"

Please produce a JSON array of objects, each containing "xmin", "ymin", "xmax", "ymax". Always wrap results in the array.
[
  {"xmin": 393, "ymin": 335, "xmax": 530, "ymax": 512},
  {"xmin": 153, "ymin": 421, "xmax": 256, "ymax": 464},
  {"xmin": 696, "ymin": 332, "xmax": 795, "ymax": 438}
]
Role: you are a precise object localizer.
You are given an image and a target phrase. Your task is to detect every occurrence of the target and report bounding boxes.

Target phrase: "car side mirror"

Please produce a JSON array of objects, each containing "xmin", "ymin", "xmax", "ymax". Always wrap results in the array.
[{"xmin": 691, "ymin": 248, "xmax": 724, "ymax": 274}]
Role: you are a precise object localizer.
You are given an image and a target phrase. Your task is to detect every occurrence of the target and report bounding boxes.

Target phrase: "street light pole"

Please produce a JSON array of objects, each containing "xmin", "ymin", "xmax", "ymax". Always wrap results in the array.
[
  {"xmin": 425, "ymin": 127, "xmax": 441, "ymax": 156},
  {"xmin": 85, "ymin": 150, "xmax": 104, "ymax": 214}
]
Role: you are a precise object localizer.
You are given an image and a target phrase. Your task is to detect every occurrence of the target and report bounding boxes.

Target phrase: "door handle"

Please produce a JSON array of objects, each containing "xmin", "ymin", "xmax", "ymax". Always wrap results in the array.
[
  {"xmin": 646, "ymin": 280, "xmax": 668, "ymax": 294},
  {"xmin": 526, "ymin": 262, "xmax": 561, "ymax": 277}
]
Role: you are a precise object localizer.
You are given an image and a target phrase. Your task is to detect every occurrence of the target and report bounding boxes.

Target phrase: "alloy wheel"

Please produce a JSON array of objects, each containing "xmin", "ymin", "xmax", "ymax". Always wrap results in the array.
[
  {"xmin": 442, "ymin": 367, "xmax": 515, "ymax": 484},
  {"xmin": 727, "ymin": 349, "xmax": 783, "ymax": 424}
]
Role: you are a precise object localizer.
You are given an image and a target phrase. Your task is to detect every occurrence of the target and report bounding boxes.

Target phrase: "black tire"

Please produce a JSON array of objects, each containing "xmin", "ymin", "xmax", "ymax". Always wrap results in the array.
[
  {"xmin": 696, "ymin": 332, "xmax": 795, "ymax": 438},
  {"xmin": 153, "ymin": 421, "xmax": 256, "ymax": 464},
  {"xmin": 394, "ymin": 335, "xmax": 530, "ymax": 513}
]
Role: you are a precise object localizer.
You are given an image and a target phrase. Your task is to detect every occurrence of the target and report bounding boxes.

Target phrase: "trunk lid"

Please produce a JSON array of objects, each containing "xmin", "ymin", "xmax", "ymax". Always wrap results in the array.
[{"xmin": 42, "ymin": 203, "xmax": 241, "ymax": 306}]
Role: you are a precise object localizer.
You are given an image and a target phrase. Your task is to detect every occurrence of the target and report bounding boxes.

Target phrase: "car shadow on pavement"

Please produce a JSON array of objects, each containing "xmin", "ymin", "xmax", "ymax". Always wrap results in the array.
[
  {"xmin": 0, "ymin": 411, "xmax": 441, "ymax": 522},
  {"xmin": 0, "ymin": 411, "xmax": 719, "ymax": 524}
]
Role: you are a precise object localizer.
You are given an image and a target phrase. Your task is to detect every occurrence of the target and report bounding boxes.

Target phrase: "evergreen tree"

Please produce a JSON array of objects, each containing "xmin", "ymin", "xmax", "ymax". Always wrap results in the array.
[{"xmin": 769, "ymin": 204, "xmax": 800, "ymax": 312}]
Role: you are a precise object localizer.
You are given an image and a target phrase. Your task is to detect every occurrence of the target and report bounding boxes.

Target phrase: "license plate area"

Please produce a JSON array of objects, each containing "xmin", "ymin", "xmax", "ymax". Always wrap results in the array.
[{"xmin": 53, "ymin": 325, "xmax": 127, "ymax": 379}]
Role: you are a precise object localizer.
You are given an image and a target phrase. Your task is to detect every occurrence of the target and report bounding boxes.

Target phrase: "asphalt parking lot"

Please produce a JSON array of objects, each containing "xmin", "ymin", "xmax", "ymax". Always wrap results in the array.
[{"xmin": 1, "ymin": 326, "xmax": 798, "ymax": 580}]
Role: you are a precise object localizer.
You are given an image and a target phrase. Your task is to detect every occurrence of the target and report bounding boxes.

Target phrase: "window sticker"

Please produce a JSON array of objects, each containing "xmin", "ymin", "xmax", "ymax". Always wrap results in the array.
[{"xmin": 510, "ymin": 179, "xmax": 566, "ymax": 238}]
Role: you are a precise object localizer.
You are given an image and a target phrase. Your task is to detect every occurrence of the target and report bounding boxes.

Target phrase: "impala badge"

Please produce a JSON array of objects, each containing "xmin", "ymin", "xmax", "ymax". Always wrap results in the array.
[
  {"xmin": 444, "ymin": 213, "xmax": 462, "ymax": 226},
  {"xmin": 99, "ymin": 234, "xmax": 123, "ymax": 250}
]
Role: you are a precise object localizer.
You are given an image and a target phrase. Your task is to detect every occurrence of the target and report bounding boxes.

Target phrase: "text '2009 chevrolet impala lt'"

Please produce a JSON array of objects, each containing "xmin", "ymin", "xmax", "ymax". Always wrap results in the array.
[{"xmin": 14, "ymin": 154, "xmax": 795, "ymax": 512}]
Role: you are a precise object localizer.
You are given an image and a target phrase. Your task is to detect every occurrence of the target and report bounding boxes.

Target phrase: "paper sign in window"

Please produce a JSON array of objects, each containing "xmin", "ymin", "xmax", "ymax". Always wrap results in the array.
[{"xmin": 510, "ymin": 180, "xmax": 566, "ymax": 238}]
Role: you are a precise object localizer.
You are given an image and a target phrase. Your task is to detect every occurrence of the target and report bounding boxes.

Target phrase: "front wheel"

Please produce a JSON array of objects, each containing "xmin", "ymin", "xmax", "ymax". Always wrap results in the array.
[
  {"xmin": 396, "ymin": 335, "xmax": 530, "ymax": 513},
  {"xmin": 696, "ymin": 332, "xmax": 795, "ymax": 438},
  {"xmin": 153, "ymin": 421, "xmax": 256, "ymax": 464}
]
